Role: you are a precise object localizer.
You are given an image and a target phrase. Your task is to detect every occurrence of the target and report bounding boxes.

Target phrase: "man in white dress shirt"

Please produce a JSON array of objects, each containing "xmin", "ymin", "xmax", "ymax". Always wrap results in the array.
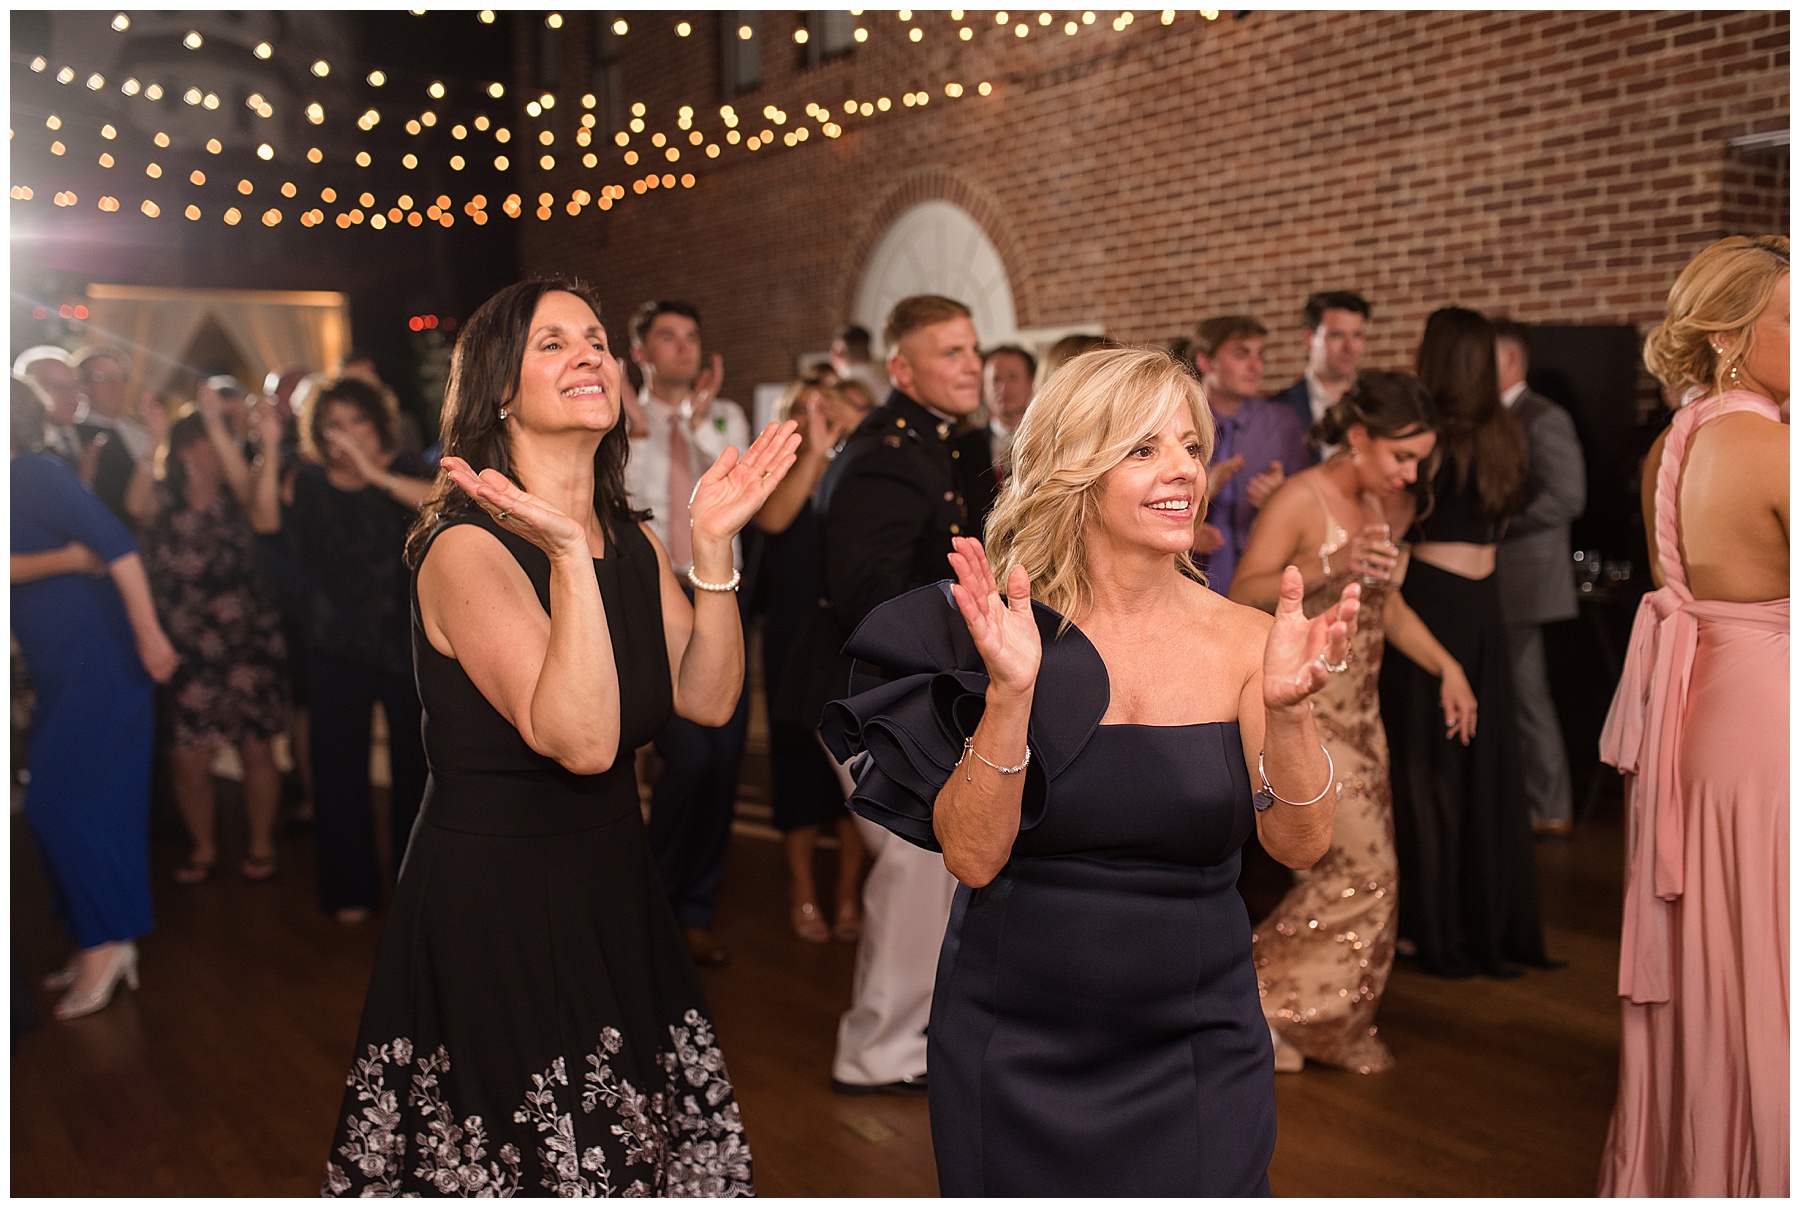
[{"xmin": 623, "ymin": 300, "xmax": 751, "ymax": 967}]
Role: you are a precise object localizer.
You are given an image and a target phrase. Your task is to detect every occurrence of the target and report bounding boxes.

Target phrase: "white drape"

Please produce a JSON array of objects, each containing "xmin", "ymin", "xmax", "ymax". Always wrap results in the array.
[{"xmin": 82, "ymin": 285, "xmax": 351, "ymax": 400}]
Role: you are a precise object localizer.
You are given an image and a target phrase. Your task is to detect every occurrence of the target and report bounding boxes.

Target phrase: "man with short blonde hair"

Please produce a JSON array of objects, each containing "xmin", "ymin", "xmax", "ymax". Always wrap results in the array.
[{"xmin": 816, "ymin": 294, "xmax": 980, "ymax": 1096}]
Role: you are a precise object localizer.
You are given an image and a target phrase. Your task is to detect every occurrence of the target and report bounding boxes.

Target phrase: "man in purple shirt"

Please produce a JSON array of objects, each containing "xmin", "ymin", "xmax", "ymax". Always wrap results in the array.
[{"xmin": 1192, "ymin": 315, "xmax": 1310, "ymax": 593}]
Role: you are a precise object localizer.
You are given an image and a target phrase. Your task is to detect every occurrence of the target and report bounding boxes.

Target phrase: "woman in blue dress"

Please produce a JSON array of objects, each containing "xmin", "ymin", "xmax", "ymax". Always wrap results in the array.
[
  {"xmin": 823, "ymin": 348, "xmax": 1361, "ymax": 1195},
  {"xmin": 10, "ymin": 375, "xmax": 178, "ymax": 1019}
]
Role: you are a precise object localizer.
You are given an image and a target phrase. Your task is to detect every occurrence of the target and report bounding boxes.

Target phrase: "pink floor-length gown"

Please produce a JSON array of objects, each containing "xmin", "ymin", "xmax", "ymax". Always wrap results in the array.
[{"xmin": 1597, "ymin": 389, "xmax": 1788, "ymax": 1197}]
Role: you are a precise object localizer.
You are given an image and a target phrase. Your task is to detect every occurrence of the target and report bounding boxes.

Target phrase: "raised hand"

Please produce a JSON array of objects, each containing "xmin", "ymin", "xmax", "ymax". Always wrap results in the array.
[
  {"xmin": 689, "ymin": 352, "xmax": 726, "ymax": 428},
  {"xmin": 253, "ymin": 398, "xmax": 284, "ymax": 453},
  {"xmin": 441, "ymin": 455, "xmax": 587, "ymax": 559},
  {"xmin": 323, "ymin": 428, "xmax": 388, "ymax": 483},
  {"xmin": 1246, "ymin": 460, "xmax": 1286, "ymax": 509},
  {"xmin": 1206, "ymin": 453, "xmax": 1245, "ymax": 502},
  {"xmin": 142, "ymin": 394, "xmax": 171, "ymax": 447},
  {"xmin": 800, "ymin": 393, "xmax": 845, "ymax": 456},
  {"xmin": 946, "ymin": 536, "xmax": 1041, "ymax": 700},
  {"xmin": 688, "ymin": 420, "xmax": 801, "ymax": 544},
  {"xmin": 1263, "ymin": 565, "xmax": 1361, "ymax": 711},
  {"xmin": 1192, "ymin": 520, "xmax": 1227, "ymax": 557},
  {"xmin": 616, "ymin": 358, "xmax": 648, "ymax": 438}
]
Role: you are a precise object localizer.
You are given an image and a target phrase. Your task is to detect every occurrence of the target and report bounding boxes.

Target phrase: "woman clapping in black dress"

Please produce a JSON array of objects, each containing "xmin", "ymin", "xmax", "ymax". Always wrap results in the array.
[{"xmin": 324, "ymin": 277, "xmax": 797, "ymax": 1197}]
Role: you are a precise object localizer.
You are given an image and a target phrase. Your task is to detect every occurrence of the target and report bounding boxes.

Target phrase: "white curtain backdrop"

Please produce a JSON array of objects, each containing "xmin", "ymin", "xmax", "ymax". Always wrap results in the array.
[{"xmin": 83, "ymin": 285, "xmax": 350, "ymax": 399}]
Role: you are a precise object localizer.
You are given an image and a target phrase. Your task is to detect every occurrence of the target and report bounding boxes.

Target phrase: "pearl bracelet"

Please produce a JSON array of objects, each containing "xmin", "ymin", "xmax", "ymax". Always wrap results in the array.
[
  {"xmin": 685, "ymin": 567, "xmax": 742, "ymax": 593},
  {"xmin": 1252, "ymin": 747, "xmax": 1335, "ymax": 811}
]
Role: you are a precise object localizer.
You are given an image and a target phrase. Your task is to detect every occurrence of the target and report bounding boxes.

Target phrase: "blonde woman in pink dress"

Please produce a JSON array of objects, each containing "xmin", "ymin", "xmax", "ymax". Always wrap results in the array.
[{"xmin": 1599, "ymin": 234, "xmax": 1788, "ymax": 1197}]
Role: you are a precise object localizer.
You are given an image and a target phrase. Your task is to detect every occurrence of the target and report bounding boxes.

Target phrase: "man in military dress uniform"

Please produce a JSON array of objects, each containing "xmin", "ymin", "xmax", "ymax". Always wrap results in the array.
[{"xmin": 817, "ymin": 294, "xmax": 984, "ymax": 1095}]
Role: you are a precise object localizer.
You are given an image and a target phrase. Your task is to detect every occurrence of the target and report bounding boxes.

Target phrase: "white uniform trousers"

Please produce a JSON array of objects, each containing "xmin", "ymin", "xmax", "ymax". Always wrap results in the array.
[{"xmin": 825, "ymin": 747, "xmax": 959, "ymax": 1086}]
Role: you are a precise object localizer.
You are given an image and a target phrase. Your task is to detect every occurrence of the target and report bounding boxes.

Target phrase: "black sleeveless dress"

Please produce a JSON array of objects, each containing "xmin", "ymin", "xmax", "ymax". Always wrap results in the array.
[
  {"xmin": 323, "ymin": 513, "xmax": 753, "ymax": 1198},
  {"xmin": 821, "ymin": 584, "xmax": 1276, "ymax": 1196}
]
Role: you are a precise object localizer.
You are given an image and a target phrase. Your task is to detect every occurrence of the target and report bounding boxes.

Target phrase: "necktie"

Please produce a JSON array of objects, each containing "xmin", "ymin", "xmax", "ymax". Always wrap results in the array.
[{"xmin": 666, "ymin": 403, "xmax": 693, "ymax": 570}]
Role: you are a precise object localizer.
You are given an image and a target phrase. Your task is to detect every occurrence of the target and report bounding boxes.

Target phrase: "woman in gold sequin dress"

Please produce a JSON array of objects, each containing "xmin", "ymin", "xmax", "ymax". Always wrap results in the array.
[{"xmin": 1231, "ymin": 371, "xmax": 1469, "ymax": 1073}]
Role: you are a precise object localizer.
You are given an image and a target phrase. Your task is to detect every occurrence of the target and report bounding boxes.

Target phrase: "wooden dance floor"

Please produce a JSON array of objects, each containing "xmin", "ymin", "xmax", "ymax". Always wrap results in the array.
[{"xmin": 11, "ymin": 776, "xmax": 1625, "ymax": 1197}]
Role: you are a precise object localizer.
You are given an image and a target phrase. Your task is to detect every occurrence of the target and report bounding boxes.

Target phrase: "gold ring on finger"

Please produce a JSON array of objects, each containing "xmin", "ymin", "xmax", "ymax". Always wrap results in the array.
[
  {"xmin": 496, "ymin": 510, "xmax": 510, "ymax": 520},
  {"xmin": 761, "ymin": 470, "xmax": 771, "ymax": 480}
]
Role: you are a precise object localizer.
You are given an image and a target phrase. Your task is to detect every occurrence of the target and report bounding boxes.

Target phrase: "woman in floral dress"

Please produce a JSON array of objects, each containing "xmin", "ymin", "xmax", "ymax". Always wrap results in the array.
[{"xmin": 134, "ymin": 409, "xmax": 289, "ymax": 882}]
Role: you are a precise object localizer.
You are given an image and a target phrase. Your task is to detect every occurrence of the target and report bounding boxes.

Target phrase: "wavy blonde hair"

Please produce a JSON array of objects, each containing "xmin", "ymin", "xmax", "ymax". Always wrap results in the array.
[
  {"xmin": 984, "ymin": 347, "xmax": 1215, "ymax": 627},
  {"xmin": 1643, "ymin": 234, "xmax": 1789, "ymax": 398}
]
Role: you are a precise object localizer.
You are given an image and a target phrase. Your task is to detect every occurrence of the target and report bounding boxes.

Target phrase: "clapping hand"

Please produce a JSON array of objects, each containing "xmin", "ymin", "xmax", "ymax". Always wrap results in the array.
[
  {"xmin": 441, "ymin": 455, "xmax": 588, "ymax": 560},
  {"xmin": 946, "ymin": 536, "xmax": 1041, "ymax": 701},
  {"xmin": 616, "ymin": 358, "xmax": 649, "ymax": 438},
  {"xmin": 1206, "ymin": 454, "xmax": 1245, "ymax": 502},
  {"xmin": 1192, "ymin": 520, "xmax": 1227, "ymax": 557},
  {"xmin": 253, "ymin": 398, "xmax": 284, "ymax": 454},
  {"xmin": 800, "ymin": 394, "xmax": 846, "ymax": 457},
  {"xmin": 688, "ymin": 353, "xmax": 725, "ymax": 429},
  {"xmin": 688, "ymin": 420, "xmax": 802, "ymax": 545},
  {"xmin": 1246, "ymin": 461, "xmax": 1286, "ymax": 509},
  {"xmin": 1262, "ymin": 566, "xmax": 1360, "ymax": 711}
]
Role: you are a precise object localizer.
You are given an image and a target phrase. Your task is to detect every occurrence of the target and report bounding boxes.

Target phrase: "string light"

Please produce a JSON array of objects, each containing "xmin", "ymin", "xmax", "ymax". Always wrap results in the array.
[
  {"xmin": 183, "ymin": 31, "xmax": 203, "ymax": 50},
  {"xmin": 546, "ymin": 13, "xmax": 563, "ymax": 29},
  {"xmin": 17, "ymin": 29, "xmax": 1011, "ymax": 234},
  {"xmin": 254, "ymin": 42, "xmax": 273, "ymax": 58},
  {"xmin": 111, "ymin": 13, "xmax": 129, "ymax": 31},
  {"xmin": 676, "ymin": 21, "xmax": 691, "ymax": 36},
  {"xmin": 312, "ymin": 60, "xmax": 331, "ymax": 78}
]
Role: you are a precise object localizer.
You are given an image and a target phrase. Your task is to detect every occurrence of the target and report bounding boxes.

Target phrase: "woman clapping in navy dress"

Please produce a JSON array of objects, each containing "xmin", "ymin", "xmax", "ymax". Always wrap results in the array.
[{"xmin": 823, "ymin": 348, "xmax": 1360, "ymax": 1195}]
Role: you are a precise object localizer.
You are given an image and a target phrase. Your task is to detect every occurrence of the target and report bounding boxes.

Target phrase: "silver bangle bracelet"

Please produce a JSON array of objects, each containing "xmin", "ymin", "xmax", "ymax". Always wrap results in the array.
[
  {"xmin": 685, "ymin": 567, "xmax": 742, "ymax": 593},
  {"xmin": 1252, "ymin": 747, "xmax": 1335, "ymax": 811},
  {"xmin": 959, "ymin": 736, "xmax": 1031, "ymax": 782}
]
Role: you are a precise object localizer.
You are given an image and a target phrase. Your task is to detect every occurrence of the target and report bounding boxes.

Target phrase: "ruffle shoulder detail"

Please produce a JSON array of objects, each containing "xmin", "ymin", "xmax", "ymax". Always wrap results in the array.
[{"xmin": 819, "ymin": 581, "xmax": 1109, "ymax": 851}]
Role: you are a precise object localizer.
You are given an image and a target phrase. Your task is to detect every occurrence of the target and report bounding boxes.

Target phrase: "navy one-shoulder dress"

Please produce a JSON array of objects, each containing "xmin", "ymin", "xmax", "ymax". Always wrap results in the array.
[{"xmin": 822, "ymin": 583, "xmax": 1276, "ymax": 1197}]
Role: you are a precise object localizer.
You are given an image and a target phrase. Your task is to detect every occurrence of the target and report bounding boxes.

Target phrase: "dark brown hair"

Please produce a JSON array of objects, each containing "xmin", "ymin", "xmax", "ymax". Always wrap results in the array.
[
  {"xmin": 305, "ymin": 375, "xmax": 399, "ymax": 463},
  {"xmin": 160, "ymin": 412, "xmax": 213, "ymax": 505},
  {"xmin": 1414, "ymin": 307, "xmax": 1527, "ymax": 520},
  {"xmin": 404, "ymin": 275, "xmax": 644, "ymax": 567},
  {"xmin": 1311, "ymin": 369, "xmax": 1438, "ymax": 449},
  {"xmin": 1301, "ymin": 290, "xmax": 1371, "ymax": 331}
]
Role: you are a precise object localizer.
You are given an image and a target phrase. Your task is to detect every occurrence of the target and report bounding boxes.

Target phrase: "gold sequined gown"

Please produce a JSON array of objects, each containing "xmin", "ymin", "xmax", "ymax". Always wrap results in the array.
[{"xmin": 1252, "ymin": 569, "xmax": 1399, "ymax": 1073}]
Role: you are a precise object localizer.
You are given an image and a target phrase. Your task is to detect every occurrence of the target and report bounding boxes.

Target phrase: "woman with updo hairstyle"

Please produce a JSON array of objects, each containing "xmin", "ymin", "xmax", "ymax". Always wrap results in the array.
[
  {"xmin": 1231, "ymin": 369, "xmax": 1471, "ymax": 1073},
  {"xmin": 1597, "ymin": 235, "xmax": 1788, "ymax": 1197},
  {"xmin": 822, "ymin": 346, "xmax": 1363, "ymax": 1193},
  {"xmin": 751, "ymin": 370, "xmax": 872, "ymax": 942},
  {"xmin": 323, "ymin": 275, "xmax": 797, "ymax": 1196},
  {"xmin": 1374, "ymin": 306, "xmax": 1551, "ymax": 982},
  {"xmin": 252, "ymin": 375, "xmax": 434, "ymax": 925}
]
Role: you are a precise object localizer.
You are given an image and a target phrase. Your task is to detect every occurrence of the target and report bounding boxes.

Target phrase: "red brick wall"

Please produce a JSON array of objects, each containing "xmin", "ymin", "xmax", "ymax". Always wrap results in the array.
[{"xmin": 515, "ymin": 10, "xmax": 1788, "ymax": 399}]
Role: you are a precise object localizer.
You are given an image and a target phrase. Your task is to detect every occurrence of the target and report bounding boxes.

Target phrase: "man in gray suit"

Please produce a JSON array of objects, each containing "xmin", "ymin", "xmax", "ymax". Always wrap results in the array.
[{"xmin": 1493, "ymin": 319, "xmax": 1586, "ymax": 836}]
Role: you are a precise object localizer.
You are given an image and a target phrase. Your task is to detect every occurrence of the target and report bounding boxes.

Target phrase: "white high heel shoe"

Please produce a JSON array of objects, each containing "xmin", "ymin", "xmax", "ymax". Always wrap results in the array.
[
  {"xmin": 42, "ymin": 955, "xmax": 81, "ymax": 992},
  {"xmin": 53, "ymin": 941, "xmax": 139, "ymax": 1021}
]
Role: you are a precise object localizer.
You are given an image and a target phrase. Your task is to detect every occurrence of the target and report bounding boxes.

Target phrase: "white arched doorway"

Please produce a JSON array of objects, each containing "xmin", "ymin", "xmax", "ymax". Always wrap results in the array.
[{"xmin": 852, "ymin": 200, "xmax": 1018, "ymax": 353}]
